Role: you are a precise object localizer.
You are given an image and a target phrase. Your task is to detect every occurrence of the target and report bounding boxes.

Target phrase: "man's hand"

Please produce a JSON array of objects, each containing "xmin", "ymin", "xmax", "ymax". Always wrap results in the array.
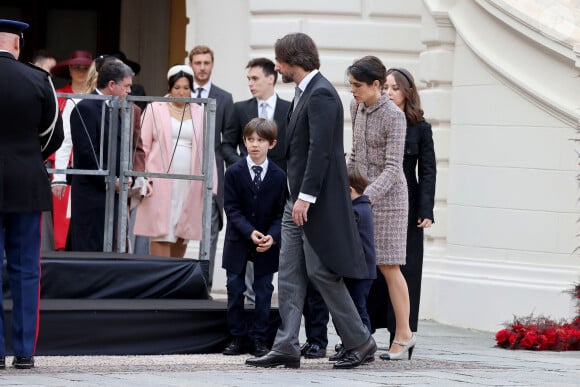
[
  {"xmin": 51, "ymin": 184, "xmax": 67, "ymax": 199},
  {"xmin": 292, "ymin": 198, "xmax": 310, "ymax": 226},
  {"xmin": 115, "ymin": 177, "xmax": 134, "ymax": 193},
  {"xmin": 143, "ymin": 179, "xmax": 153, "ymax": 197},
  {"xmin": 134, "ymin": 177, "xmax": 153, "ymax": 197}
]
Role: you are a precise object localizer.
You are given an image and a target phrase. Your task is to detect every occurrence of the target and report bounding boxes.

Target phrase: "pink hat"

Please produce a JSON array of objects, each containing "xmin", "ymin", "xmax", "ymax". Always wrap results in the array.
[{"xmin": 51, "ymin": 50, "xmax": 93, "ymax": 79}]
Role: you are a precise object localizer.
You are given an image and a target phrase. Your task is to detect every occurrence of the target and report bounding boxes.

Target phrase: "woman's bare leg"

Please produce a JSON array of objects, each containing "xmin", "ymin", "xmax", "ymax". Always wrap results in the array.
[{"xmin": 378, "ymin": 264, "xmax": 413, "ymax": 353}]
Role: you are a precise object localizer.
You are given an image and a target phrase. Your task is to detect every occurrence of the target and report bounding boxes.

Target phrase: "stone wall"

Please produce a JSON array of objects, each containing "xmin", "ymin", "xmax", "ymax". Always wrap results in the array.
[{"xmin": 184, "ymin": 0, "xmax": 580, "ymax": 331}]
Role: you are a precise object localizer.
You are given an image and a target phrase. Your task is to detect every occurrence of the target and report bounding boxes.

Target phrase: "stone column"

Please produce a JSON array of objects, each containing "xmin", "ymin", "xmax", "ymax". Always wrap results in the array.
[{"xmin": 419, "ymin": 0, "xmax": 456, "ymax": 254}]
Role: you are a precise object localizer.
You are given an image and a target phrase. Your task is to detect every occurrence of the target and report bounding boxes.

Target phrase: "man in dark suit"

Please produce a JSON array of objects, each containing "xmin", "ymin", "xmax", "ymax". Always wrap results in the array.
[
  {"xmin": 188, "ymin": 45, "xmax": 234, "ymax": 291},
  {"xmin": 246, "ymin": 33, "xmax": 376, "ymax": 369},
  {"xmin": 0, "ymin": 19, "xmax": 64, "ymax": 369},
  {"xmin": 69, "ymin": 61, "xmax": 135, "ymax": 252},
  {"xmin": 221, "ymin": 57, "xmax": 291, "ymax": 304},
  {"xmin": 221, "ymin": 57, "xmax": 290, "ymax": 172}
]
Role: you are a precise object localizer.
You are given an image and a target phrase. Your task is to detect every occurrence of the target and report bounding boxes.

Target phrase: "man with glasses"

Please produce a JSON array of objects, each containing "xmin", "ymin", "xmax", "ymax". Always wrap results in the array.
[{"xmin": 68, "ymin": 60, "xmax": 135, "ymax": 251}]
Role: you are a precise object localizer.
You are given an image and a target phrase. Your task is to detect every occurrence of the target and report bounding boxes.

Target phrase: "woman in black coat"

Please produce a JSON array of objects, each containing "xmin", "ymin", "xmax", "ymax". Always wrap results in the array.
[{"xmin": 366, "ymin": 67, "xmax": 436, "ymax": 343}]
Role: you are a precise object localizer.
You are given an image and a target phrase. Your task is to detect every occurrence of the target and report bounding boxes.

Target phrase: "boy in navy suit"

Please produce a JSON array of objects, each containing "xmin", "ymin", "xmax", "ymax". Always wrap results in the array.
[
  {"xmin": 222, "ymin": 118, "xmax": 286, "ymax": 356},
  {"xmin": 329, "ymin": 165, "xmax": 377, "ymax": 362}
]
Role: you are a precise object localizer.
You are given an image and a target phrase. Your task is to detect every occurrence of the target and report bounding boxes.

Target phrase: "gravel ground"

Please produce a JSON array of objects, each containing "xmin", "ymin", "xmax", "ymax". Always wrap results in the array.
[{"xmin": 0, "ymin": 321, "xmax": 578, "ymax": 386}]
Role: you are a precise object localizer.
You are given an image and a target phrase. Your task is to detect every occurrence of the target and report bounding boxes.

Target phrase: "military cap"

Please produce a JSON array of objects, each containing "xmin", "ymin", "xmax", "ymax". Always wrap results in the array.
[{"xmin": 0, "ymin": 19, "xmax": 29, "ymax": 35}]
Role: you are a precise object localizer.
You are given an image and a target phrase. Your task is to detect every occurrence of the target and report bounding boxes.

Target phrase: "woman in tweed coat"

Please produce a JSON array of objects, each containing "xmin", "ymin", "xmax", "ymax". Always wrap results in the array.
[{"xmin": 347, "ymin": 56, "xmax": 415, "ymax": 360}]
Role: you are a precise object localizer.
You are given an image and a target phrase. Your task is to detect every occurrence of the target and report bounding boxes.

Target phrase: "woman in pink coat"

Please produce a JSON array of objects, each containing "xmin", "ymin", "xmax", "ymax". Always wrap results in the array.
[{"xmin": 135, "ymin": 65, "xmax": 217, "ymax": 258}]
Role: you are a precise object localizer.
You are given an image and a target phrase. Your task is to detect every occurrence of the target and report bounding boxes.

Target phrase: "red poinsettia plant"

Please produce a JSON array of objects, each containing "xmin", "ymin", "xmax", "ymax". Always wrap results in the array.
[{"xmin": 495, "ymin": 283, "xmax": 580, "ymax": 351}]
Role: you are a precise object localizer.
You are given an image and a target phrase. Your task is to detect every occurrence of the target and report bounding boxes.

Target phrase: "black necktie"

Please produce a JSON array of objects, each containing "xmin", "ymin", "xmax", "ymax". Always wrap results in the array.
[
  {"xmin": 252, "ymin": 165, "xmax": 263, "ymax": 189},
  {"xmin": 196, "ymin": 87, "xmax": 203, "ymax": 105}
]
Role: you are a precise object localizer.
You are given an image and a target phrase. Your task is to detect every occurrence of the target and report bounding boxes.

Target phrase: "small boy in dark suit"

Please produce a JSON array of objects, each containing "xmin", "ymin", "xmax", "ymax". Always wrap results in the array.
[
  {"xmin": 329, "ymin": 165, "xmax": 377, "ymax": 361},
  {"xmin": 222, "ymin": 117, "xmax": 286, "ymax": 357}
]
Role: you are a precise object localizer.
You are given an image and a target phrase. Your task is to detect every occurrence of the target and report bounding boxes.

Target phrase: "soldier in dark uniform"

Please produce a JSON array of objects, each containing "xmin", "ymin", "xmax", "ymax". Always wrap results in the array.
[{"xmin": 0, "ymin": 19, "xmax": 64, "ymax": 369}]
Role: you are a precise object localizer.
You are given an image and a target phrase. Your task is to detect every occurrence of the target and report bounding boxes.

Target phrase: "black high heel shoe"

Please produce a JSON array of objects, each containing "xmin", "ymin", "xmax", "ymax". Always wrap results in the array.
[{"xmin": 379, "ymin": 334, "xmax": 416, "ymax": 360}]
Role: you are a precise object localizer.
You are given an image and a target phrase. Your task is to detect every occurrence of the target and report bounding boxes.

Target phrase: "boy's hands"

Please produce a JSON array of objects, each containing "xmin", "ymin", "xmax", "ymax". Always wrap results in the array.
[
  {"xmin": 256, "ymin": 235, "xmax": 273, "ymax": 252},
  {"xmin": 251, "ymin": 230, "xmax": 274, "ymax": 252},
  {"xmin": 250, "ymin": 230, "xmax": 265, "ymax": 245}
]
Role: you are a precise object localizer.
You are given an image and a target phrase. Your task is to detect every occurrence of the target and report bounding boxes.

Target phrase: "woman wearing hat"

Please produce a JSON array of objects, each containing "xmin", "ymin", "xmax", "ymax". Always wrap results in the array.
[
  {"xmin": 50, "ymin": 50, "xmax": 93, "ymax": 250},
  {"xmin": 134, "ymin": 65, "xmax": 217, "ymax": 258}
]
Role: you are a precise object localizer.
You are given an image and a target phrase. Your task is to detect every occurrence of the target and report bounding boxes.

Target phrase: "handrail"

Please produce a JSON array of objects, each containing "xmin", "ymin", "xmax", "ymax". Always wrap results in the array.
[{"xmin": 47, "ymin": 93, "xmax": 216, "ymax": 258}]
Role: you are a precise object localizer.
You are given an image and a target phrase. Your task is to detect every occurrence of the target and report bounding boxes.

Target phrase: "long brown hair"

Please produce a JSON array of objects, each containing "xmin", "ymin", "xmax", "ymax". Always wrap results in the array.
[{"xmin": 386, "ymin": 68, "xmax": 424, "ymax": 126}]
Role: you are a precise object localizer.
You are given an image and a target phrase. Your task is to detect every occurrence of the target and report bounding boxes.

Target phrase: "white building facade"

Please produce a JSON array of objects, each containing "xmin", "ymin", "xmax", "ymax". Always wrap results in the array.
[{"xmin": 184, "ymin": 0, "xmax": 580, "ymax": 332}]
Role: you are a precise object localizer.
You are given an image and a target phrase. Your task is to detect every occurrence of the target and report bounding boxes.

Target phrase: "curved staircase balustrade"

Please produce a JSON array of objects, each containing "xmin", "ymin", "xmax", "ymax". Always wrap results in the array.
[{"xmin": 442, "ymin": 0, "xmax": 579, "ymax": 128}]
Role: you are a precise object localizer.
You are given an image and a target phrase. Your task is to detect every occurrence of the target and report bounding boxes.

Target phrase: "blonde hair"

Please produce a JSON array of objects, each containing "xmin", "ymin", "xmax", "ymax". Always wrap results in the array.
[
  {"xmin": 84, "ymin": 60, "xmax": 97, "ymax": 93},
  {"xmin": 188, "ymin": 45, "xmax": 214, "ymax": 63},
  {"xmin": 84, "ymin": 56, "xmax": 124, "ymax": 93}
]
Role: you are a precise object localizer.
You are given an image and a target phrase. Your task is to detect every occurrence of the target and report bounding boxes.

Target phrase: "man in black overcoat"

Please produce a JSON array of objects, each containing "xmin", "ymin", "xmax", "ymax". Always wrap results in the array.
[
  {"xmin": 68, "ymin": 61, "xmax": 134, "ymax": 251},
  {"xmin": 246, "ymin": 33, "xmax": 376, "ymax": 370}
]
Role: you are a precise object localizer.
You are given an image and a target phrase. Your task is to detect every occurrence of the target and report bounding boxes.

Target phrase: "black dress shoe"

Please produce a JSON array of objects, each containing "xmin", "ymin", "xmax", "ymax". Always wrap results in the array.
[
  {"xmin": 328, "ymin": 346, "xmax": 347, "ymax": 361},
  {"xmin": 0, "ymin": 357, "xmax": 5, "ymax": 369},
  {"xmin": 303, "ymin": 343, "xmax": 326, "ymax": 359},
  {"xmin": 333, "ymin": 336, "xmax": 376, "ymax": 369},
  {"xmin": 253, "ymin": 340, "xmax": 269, "ymax": 357},
  {"xmin": 222, "ymin": 338, "xmax": 246, "ymax": 356},
  {"xmin": 246, "ymin": 351, "xmax": 300, "ymax": 368},
  {"xmin": 299, "ymin": 342, "xmax": 311, "ymax": 356},
  {"xmin": 12, "ymin": 356, "xmax": 34, "ymax": 369}
]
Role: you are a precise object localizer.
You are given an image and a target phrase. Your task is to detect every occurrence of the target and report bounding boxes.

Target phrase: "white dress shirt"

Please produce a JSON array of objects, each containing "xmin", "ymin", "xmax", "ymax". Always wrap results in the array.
[
  {"xmin": 296, "ymin": 69, "xmax": 319, "ymax": 204},
  {"xmin": 192, "ymin": 82, "xmax": 212, "ymax": 99},
  {"xmin": 247, "ymin": 156, "xmax": 269, "ymax": 180},
  {"xmin": 256, "ymin": 94, "xmax": 277, "ymax": 120}
]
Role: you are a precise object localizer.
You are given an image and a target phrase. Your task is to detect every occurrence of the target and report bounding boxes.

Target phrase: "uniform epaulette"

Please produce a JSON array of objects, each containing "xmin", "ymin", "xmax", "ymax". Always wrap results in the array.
[{"xmin": 26, "ymin": 61, "xmax": 50, "ymax": 75}]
